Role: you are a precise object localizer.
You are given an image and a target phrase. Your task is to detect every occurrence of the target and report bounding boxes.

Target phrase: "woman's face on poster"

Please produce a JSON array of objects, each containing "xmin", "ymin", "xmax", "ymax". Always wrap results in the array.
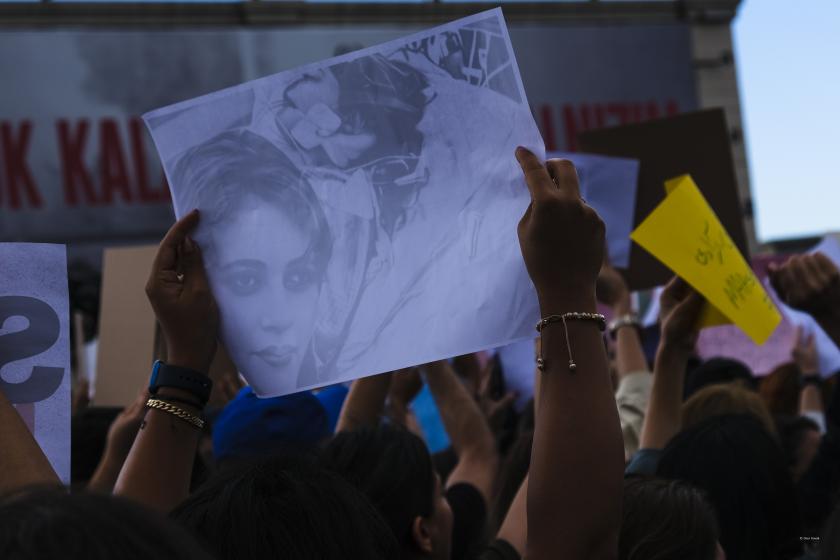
[
  {"xmin": 280, "ymin": 70, "xmax": 377, "ymax": 168},
  {"xmin": 209, "ymin": 195, "xmax": 321, "ymax": 392}
]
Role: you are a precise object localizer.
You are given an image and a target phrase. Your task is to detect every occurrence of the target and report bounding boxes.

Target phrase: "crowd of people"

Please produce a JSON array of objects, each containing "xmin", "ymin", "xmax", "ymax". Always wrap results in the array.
[{"xmin": 1, "ymin": 148, "xmax": 839, "ymax": 560}]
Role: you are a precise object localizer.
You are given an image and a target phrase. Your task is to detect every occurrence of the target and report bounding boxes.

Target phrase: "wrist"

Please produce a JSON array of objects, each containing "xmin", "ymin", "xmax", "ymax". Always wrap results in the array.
[
  {"xmin": 538, "ymin": 290, "xmax": 597, "ymax": 316},
  {"xmin": 165, "ymin": 352, "xmax": 212, "ymax": 376}
]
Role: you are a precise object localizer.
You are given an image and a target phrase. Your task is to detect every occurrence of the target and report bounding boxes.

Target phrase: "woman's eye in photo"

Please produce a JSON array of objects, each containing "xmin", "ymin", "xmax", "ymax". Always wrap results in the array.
[
  {"xmin": 283, "ymin": 263, "xmax": 317, "ymax": 292},
  {"xmin": 223, "ymin": 269, "xmax": 264, "ymax": 297}
]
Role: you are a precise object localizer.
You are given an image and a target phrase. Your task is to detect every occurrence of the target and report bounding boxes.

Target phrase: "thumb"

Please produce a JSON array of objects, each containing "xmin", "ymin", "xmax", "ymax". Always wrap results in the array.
[{"xmin": 180, "ymin": 237, "xmax": 211, "ymax": 289}]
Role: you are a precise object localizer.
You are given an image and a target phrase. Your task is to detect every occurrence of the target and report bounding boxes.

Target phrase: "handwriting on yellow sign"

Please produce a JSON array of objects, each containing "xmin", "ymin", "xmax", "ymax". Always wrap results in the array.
[{"xmin": 631, "ymin": 175, "xmax": 781, "ymax": 345}]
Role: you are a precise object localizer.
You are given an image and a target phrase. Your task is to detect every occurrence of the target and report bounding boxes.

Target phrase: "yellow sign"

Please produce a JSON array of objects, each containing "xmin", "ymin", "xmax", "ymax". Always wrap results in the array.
[{"xmin": 631, "ymin": 175, "xmax": 781, "ymax": 345}]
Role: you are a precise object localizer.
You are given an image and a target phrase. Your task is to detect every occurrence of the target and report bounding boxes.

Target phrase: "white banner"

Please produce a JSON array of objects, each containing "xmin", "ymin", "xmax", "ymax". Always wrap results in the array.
[{"xmin": 0, "ymin": 20, "xmax": 696, "ymax": 246}]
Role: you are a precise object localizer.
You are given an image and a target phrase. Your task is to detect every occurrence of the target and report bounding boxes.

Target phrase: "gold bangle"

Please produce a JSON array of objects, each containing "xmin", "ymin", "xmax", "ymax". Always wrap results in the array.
[{"xmin": 145, "ymin": 398, "xmax": 205, "ymax": 430}]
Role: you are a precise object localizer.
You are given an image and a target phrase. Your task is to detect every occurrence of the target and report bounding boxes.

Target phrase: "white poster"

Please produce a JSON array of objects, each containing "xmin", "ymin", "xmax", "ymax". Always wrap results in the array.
[
  {"xmin": 550, "ymin": 152, "xmax": 639, "ymax": 268},
  {"xmin": 0, "ymin": 243, "xmax": 70, "ymax": 482},
  {"xmin": 145, "ymin": 9, "xmax": 545, "ymax": 396}
]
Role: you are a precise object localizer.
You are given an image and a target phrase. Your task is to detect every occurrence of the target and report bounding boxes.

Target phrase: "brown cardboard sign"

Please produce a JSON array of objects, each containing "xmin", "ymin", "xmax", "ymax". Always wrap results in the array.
[
  {"xmin": 94, "ymin": 245, "xmax": 159, "ymax": 407},
  {"xmin": 579, "ymin": 108, "xmax": 748, "ymax": 290}
]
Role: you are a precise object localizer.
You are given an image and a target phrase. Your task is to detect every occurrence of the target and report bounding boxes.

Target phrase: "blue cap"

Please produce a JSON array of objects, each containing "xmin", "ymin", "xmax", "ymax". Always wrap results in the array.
[
  {"xmin": 212, "ymin": 387, "xmax": 329, "ymax": 462},
  {"xmin": 312, "ymin": 384, "xmax": 349, "ymax": 434}
]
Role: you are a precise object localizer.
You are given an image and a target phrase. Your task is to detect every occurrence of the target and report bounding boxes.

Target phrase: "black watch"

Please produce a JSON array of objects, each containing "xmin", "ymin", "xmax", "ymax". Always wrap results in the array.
[{"xmin": 149, "ymin": 360, "xmax": 213, "ymax": 406}]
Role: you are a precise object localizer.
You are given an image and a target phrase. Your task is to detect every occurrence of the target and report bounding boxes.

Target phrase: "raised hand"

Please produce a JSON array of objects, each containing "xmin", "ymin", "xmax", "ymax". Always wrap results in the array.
[
  {"xmin": 658, "ymin": 277, "xmax": 705, "ymax": 352},
  {"xmin": 792, "ymin": 326, "xmax": 819, "ymax": 376},
  {"xmin": 769, "ymin": 253, "xmax": 840, "ymax": 320},
  {"xmin": 145, "ymin": 210, "xmax": 219, "ymax": 373},
  {"xmin": 515, "ymin": 148, "xmax": 605, "ymax": 313}
]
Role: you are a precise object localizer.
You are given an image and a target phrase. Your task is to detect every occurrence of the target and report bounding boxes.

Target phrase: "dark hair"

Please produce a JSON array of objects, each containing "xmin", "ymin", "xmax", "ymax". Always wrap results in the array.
[
  {"xmin": 173, "ymin": 129, "xmax": 332, "ymax": 275},
  {"xmin": 283, "ymin": 55, "xmax": 429, "ymax": 235},
  {"xmin": 657, "ymin": 414, "xmax": 801, "ymax": 560},
  {"xmin": 172, "ymin": 454, "xmax": 398, "ymax": 560},
  {"xmin": 0, "ymin": 487, "xmax": 212, "ymax": 560},
  {"xmin": 820, "ymin": 502, "xmax": 840, "ymax": 560},
  {"xmin": 619, "ymin": 477, "xmax": 719, "ymax": 560},
  {"xmin": 684, "ymin": 358, "xmax": 755, "ymax": 400},
  {"xmin": 322, "ymin": 425, "xmax": 435, "ymax": 547}
]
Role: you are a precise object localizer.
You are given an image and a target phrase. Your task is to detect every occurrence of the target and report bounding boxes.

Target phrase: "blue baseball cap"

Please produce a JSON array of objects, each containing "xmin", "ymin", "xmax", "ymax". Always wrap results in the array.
[{"xmin": 212, "ymin": 387, "xmax": 329, "ymax": 462}]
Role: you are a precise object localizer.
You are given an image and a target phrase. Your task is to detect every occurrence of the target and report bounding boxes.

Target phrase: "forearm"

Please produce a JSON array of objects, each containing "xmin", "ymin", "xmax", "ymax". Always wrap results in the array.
[
  {"xmin": 612, "ymin": 302, "xmax": 648, "ymax": 377},
  {"xmin": 335, "ymin": 372, "xmax": 391, "ymax": 433},
  {"xmin": 498, "ymin": 475, "xmax": 528, "ymax": 557},
  {"xmin": 0, "ymin": 391, "xmax": 60, "ymax": 492},
  {"xmin": 527, "ymin": 297, "xmax": 623, "ymax": 560},
  {"xmin": 87, "ymin": 452, "xmax": 125, "ymax": 494},
  {"xmin": 424, "ymin": 360, "xmax": 495, "ymax": 460},
  {"xmin": 640, "ymin": 343, "xmax": 688, "ymax": 449},
  {"xmin": 800, "ymin": 384, "xmax": 824, "ymax": 415},
  {"xmin": 114, "ymin": 388, "xmax": 201, "ymax": 512}
]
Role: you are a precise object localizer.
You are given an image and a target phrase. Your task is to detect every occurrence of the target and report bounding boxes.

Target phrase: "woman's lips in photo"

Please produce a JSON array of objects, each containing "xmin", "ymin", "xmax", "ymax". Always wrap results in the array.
[{"xmin": 252, "ymin": 345, "xmax": 296, "ymax": 368}]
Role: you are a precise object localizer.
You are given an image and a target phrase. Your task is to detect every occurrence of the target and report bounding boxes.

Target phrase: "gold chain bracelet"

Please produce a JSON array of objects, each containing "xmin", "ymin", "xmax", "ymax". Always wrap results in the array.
[
  {"xmin": 535, "ymin": 312, "xmax": 606, "ymax": 372},
  {"xmin": 145, "ymin": 398, "xmax": 205, "ymax": 430}
]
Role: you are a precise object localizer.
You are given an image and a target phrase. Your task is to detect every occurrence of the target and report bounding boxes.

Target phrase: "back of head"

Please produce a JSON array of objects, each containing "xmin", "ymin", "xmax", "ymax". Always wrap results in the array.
[
  {"xmin": 0, "ymin": 487, "xmax": 211, "ymax": 560},
  {"xmin": 684, "ymin": 358, "xmax": 755, "ymax": 399},
  {"xmin": 619, "ymin": 477, "xmax": 719, "ymax": 560},
  {"xmin": 759, "ymin": 363, "xmax": 801, "ymax": 416},
  {"xmin": 657, "ymin": 414, "xmax": 801, "ymax": 560},
  {"xmin": 322, "ymin": 425, "xmax": 435, "ymax": 547},
  {"xmin": 172, "ymin": 454, "xmax": 398, "ymax": 560},
  {"xmin": 682, "ymin": 383, "xmax": 777, "ymax": 438}
]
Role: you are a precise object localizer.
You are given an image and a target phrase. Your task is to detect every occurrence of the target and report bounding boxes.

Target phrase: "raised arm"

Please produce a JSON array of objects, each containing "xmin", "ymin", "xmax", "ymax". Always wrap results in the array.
[
  {"xmin": 0, "ymin": 390, "xmax": 60, "ymax": 493},
  {"xmin": 597, "ymin": 264, "xmax": 648, "ymax": 376},
  {"xmin": 515, "ymin": 148, "xmax": 623, "ymax": 560},
  {"xmin": 770, "ymin": 253, "xmax": 840, "ymax": 347},
  {"xmin": 335, "ymin": 372, "xmax": 393, "ymax": 433},
  {"xmin": 639, "ymin": 277, "xmax": 704, "ymax": 450},
  {"xmin": 114, "ymin": 210, "xmax": 219, "ymax": 512},
  {"xmin": 424, "ymin": 360, "xmax": 498, "ymax": 503}
]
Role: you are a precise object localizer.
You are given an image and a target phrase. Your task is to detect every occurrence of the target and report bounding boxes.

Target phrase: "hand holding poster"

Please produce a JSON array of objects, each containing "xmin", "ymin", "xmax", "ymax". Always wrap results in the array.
[
  {"xmin": 631, "ymin": 175, "xmax": 780, "ymax": 345},
  {"xmin": 144, "ymin": 9, "xmax": 545, "ymax": 397},
  {"xmin": 0, "ymin": 243, "xmax": 70, "ymax": 483}
]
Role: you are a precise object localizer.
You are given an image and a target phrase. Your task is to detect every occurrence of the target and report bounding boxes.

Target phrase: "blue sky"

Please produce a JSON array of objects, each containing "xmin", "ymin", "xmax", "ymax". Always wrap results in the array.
[{"xmin": 733, "ymin": 0, "xmax": 840, "ymax": 242}]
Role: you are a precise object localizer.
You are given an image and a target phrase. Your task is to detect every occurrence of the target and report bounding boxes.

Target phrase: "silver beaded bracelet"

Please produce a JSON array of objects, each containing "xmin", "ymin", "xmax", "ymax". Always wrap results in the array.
[{"xmin": 535, "ymin": 312, "xmax": 606, "ymax": 372}]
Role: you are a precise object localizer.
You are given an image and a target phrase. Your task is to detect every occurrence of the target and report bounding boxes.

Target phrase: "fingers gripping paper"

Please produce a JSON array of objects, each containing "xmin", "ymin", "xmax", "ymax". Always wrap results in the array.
[
  {"xmin": 143, "ymin": 9, "xmax": 545, "ymax": 397},
  {"xmin": 0, "ymin": 244, "xmax": 70, "ymax": 482},
  {"xmin": 631, "ymin": 175, "xmax": 781, "ymax": 345}
]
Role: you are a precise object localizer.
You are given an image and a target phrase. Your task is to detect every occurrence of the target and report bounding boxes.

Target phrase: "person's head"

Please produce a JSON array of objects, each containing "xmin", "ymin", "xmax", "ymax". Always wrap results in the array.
[
  {"xmin": 684, "ymin": 358, "xmax": 755, "ymax": 400},
  {"xmin": 211, "ymin": 387, "xmax": 329, "ymax": 466},
  {"xmin": 775, "ymin": 415, "xmax": 821, "ymax": 482},
  {"xmin": 657, "ymin": 414, "xmax": 801, "ymax": 560},
  {"xmin": 0, "ymin": 487, "xmax": 211, "ymax": 560},
  {"xmin": 172, "ymin": 454, "xmax": 398, "ymax": 560},
  {"xmin": 174, "ymin": 130, "xmax": 332, "ymax": 391},
  {"xmin": 619, "ymin": 477, "xmax": 723, "ymax": 560},
  {"xmin": 322, "ymin": 425, "xmax": 453, "ymax": 560},
  {"xmin": 682, "ymin": 382, "xmax": 777, "ymax": 438},
  {"xmin": 759, "ymin": 363, "xmax": 801, "ymax": 416}
]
